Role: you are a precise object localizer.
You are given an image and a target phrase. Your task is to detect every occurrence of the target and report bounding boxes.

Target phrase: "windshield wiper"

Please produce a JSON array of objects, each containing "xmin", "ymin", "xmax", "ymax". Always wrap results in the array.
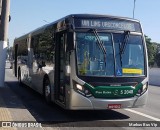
[
  {"xmin": 91, "ymin": 29, "xmax": 107, "ymax": 66},
  {"xmin": 120, "ymin": 30, "xmax": 130, "ymax": 54},
  {"xmin": 119, "ymin": 30, "xmax": 130, "ymax": 66}
]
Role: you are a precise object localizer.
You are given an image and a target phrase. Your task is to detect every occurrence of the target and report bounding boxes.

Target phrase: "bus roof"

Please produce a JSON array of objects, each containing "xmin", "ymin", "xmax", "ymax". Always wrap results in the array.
[
  {"xmin": 69, "ymin": 14, "xmax": 139, "ymax": 22},
  {"xmin": 14, "ymin": 14, "xmax": 140, "ymax": 42}
]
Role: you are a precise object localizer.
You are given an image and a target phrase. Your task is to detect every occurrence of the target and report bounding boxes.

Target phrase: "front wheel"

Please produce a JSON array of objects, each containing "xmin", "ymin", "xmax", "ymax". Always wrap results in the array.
[{"xmin": 44, "ymin": 79, "xmax": 51, "ymax": 104}]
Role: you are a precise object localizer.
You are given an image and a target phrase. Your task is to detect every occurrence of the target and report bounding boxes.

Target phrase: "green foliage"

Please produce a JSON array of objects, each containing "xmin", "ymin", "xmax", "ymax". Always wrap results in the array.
[
  {"xmin": 145, "ymin": 35, "xmax": 157, "ymax": 66},
  {"xmin": 155, "ymin": 44, "xmax": 160, "ymax": 67}
]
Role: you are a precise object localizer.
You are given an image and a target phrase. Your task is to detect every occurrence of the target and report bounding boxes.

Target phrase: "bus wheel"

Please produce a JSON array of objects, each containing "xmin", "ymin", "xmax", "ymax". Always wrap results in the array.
[{"xmin": 44, "ymin": 79, "xmax": 51, "ymax": 104}]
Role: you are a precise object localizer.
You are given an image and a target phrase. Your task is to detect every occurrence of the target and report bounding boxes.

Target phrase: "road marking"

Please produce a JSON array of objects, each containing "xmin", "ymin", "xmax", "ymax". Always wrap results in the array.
[{"xmin": 125, "ymin": 109, "xmax": 160, "ymax": 121}]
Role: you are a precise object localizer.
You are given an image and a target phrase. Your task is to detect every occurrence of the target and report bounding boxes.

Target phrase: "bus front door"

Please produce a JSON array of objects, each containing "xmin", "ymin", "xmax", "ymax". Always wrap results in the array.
[{"xmin": 55, "ymin": 32, "xmax": 66, "ymax": 104}]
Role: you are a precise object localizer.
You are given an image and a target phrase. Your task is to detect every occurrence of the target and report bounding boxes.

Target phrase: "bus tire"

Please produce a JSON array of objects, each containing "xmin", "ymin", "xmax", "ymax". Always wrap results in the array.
[{"xmin": 44, "ymin": 78, "xmax": 51, "ymax": 104}]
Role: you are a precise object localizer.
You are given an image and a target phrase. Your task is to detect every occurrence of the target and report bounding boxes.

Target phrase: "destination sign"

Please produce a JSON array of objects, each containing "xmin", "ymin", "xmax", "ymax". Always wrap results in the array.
[{"xmin": 74, "ymin": 18, "xmax": 141, "ymax": 32}]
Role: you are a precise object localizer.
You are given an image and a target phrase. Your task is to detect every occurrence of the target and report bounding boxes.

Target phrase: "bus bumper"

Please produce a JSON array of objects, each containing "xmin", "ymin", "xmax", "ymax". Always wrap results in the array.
[{"xmin": 68, "ymin": 89, "xmax": 148, "ymax": 110}]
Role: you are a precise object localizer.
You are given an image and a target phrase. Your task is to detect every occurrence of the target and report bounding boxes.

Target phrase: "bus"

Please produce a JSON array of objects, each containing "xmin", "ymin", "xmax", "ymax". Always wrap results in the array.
[{"xmin": 13, "ymin": 14, "xmax": 148, "ymax": 110}]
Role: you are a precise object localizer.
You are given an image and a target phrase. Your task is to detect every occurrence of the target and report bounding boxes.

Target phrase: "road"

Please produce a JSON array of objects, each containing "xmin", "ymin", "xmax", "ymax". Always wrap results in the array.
[{"xmin": 3, "ymin": 64, "xmax": 160, "ymax": 130}]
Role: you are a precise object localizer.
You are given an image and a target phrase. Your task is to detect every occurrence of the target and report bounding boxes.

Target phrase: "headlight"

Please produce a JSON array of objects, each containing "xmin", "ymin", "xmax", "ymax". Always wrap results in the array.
[
  {"xmin": 142, "ymin": 84, "xmax": 147, "ymax": 91},
  {"xmin": 75, "ymin": 84, "xmax": 92, "ymax": 97},
  {"xmin": 76, "ymin": 84, "xmax": 84, "ymax": 91},
  {"xmin": 138, "ymin": 83, "xmax": 148, "ymax": 95},
  {"xmin": 137, "ymin": 83, "xmax": 148, "ymax": 96}
]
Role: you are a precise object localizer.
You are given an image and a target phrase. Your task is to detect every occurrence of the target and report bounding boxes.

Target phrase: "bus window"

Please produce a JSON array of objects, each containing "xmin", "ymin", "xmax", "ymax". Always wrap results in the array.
[
  {"xmin": 31, "ymin": 27, "xmax": 55, "ymax": 70},
  {"xmin": 17, "ymin": 39, "xmax": 28, "ymax": 65}
]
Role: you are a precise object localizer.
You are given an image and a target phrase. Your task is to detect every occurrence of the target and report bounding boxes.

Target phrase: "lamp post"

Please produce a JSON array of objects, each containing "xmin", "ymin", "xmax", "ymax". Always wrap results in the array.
[
  {"xmin": 0, "ymin": 0, "xmax": 10, "ymax": 87},
  {"xmin": 133, "ymin": 0, "xmax": 136, "ymax": 18}
]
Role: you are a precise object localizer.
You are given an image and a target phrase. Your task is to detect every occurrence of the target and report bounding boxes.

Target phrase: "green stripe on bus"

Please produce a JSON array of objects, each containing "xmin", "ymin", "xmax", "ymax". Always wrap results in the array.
[{"xmin": 84, "ymin": 83, "xmax": 143, "ymax": 98}]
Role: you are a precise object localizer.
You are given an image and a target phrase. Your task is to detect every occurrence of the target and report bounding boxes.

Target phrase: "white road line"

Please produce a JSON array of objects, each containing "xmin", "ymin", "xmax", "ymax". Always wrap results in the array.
[{"xmin": 125, "ymin": 109, "xmax": 160, "ymax": 121}]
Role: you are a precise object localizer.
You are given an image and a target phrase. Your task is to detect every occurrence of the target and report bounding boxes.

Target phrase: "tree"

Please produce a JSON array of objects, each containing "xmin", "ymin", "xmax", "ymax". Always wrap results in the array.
[
  {"xmin": 155, "ymin": 44, "xmax": 160, "ymax": 67},
  {"xmin": 145, "ymin": 35, "xmax": 157, "ymax": 67}
]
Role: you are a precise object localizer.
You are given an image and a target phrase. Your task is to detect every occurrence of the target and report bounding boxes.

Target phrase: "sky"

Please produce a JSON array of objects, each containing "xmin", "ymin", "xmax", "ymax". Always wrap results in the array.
[{"xmin": 9, "ymin": 0, "xmax": 160, "ymax": 46}]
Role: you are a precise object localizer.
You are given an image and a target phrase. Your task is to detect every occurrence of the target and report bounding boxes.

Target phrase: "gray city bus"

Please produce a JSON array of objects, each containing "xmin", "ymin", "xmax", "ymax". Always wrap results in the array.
[{"xmin": 13, "ymin": 14, "xmax": 148, "ymax": 110}]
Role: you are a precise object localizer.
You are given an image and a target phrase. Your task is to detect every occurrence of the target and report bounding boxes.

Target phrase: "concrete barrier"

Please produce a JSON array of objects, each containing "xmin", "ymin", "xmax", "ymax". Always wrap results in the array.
[{"xmin": 149, "ymin": 68, "xmax": 160, "ymax": 86}]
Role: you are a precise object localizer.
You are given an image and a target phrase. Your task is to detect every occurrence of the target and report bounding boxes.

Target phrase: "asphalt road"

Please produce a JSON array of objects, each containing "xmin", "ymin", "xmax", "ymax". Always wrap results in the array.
[{"xmin": 4, "ymin": 64, "xmax": 160, "ymax": 130}]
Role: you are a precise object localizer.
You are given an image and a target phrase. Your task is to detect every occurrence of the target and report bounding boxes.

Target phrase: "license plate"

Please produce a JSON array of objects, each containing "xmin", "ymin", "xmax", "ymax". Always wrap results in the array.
[{"xmin": 108, "ymin": 104, "xmax": 121, "ymax": 109}]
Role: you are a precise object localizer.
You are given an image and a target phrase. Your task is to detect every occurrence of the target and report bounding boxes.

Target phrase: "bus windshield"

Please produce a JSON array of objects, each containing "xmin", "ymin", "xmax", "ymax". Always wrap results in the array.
[
  {"xmin": 76, "ymin": 32, "xmax": 145, "ymax": 77},
  {"xmin": 76, "ymin": 32, "xmax": 114, "ymax": 76}
]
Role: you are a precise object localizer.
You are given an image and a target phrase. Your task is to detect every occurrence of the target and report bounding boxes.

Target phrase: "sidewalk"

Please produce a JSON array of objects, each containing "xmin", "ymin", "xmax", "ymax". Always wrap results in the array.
[
  {"xmin": 0, "ymin": 85, "xmax": 18, "ymax": 130},
  {"xmin": 0, "ymin": 87, "xmax": 13, "ymax": 121},
  {"xmin": 0, "ymin": 83, "xmax": 42, "ymax": 130}
]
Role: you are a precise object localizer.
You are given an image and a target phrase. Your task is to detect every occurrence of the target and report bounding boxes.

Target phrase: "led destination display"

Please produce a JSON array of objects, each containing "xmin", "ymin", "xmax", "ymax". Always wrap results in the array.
[{"xmin": 74, "ymin": 18, "xmax": 141, "ymax": 32}]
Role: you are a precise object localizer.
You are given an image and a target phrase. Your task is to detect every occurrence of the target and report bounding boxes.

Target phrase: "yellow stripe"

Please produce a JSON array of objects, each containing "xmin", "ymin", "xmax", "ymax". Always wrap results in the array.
[{"xmin": 122, "ymin": 68, "xmax": 142, "ymax": 74}]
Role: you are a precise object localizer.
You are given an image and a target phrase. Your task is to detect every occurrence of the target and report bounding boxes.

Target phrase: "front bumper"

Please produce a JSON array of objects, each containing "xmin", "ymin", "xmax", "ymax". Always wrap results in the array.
[{"xmin": 68, "ymin": 89, "xmax": 148, "ymax": 110}]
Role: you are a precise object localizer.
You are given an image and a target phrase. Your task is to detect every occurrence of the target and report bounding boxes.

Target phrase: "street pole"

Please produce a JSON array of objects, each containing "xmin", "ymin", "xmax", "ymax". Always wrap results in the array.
[
  {"xmin": 0, "ymin": 0, "xmax": 10, "ymax": 87},
  {"xmin": 133, "ymin": 0, "xmax": 136, "ymax": 18}
]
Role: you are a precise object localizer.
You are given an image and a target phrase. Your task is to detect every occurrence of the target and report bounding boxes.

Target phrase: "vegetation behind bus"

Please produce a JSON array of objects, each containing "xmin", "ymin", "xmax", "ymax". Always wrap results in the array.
[{"xmin": 145, "ymin": 35, "xmax": 160, "ymax": 68}]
